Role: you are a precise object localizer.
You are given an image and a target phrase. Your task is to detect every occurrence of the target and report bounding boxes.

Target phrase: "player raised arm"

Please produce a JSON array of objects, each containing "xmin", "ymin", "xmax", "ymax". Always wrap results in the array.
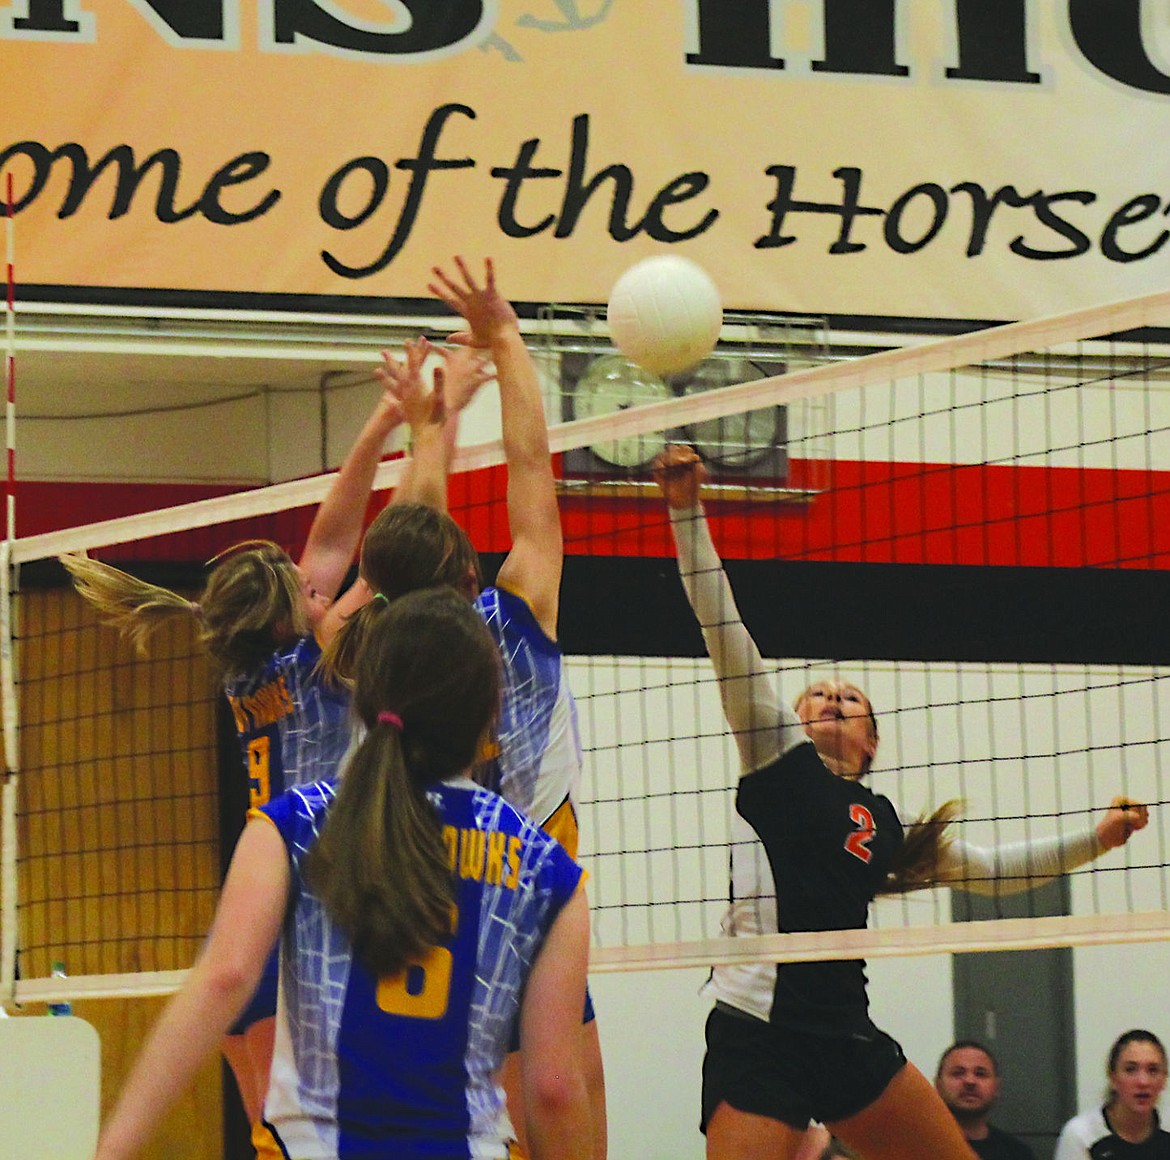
[
  {"xmin": 298, "ymin": 374, "xmax": 404, "ymax": 608},
  {"xmin": 314, "ymin": 338, "xmax": 489, "ymax": 643},
  {"xmin": 379, "ymin": 337, "xmax": 493, "ymax": 513},
  {"xmin": 652, "ymin": 444, "xmax": 803, "ymax": 775},
  {"xmin": 429, "ymin": 257, "xmax": 563, "ymax": 640}
]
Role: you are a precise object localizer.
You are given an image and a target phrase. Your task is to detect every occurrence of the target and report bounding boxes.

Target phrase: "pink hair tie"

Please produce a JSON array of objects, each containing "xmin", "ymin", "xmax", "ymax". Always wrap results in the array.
[{"xmin": 377, "ymin": 710, "xmax": 404, "ymax": 731}]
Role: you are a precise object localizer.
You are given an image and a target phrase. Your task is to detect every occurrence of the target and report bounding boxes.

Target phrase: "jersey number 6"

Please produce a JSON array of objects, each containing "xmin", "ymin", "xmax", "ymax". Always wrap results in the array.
[
  {"xmin": 844, "ymin": 803, "xmax": 876, "ymax": 864},
  {"xmin": 377, "ymin": 906, "xmax": 459, "ymax": 1021}
]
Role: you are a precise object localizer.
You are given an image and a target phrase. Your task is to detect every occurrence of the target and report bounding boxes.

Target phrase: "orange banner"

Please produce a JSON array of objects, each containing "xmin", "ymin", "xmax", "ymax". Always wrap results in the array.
[{"xmin": 4, "ymin": 1, "xmax": 1170, "ymax": 320}]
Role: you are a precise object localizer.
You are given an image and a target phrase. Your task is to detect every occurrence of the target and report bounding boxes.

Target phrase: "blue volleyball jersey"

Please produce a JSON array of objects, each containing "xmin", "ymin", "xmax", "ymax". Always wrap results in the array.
[
  {"xmin": 474, "ymin": 586, "xmax": 583, "ymax": 855},
  {"xmin": 256, "ymin": 778, "xmax": 584, "ymax": 1160},
  {"xmin": 224, "ymin": 633, "xmax": 352, "ymax": 807}
]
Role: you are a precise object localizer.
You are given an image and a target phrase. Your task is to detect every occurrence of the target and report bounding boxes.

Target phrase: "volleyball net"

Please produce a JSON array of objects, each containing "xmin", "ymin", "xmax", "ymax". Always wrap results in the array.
[{"xmin": 6, "ymin": 288, "xmax": 1170, "ymax": 1003}]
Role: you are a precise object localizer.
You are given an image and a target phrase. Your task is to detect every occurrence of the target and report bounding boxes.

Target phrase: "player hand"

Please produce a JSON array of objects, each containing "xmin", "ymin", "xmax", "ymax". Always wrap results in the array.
[
  {"xmin": 436, "ymin": 345, "xmax": 494, "ymax": 416},
  {"xmin": 652, "ymin": 444, "xmax": 708, "ymax": 510},
  {"xmin": 428, "ymin": 257, "xmax": 519, "ymax": 349},
  {"xmin": 376, "ymin": 338, "xmax": 443, "ymax": 430},
  {"xmin": 1096, "ymin": 796, "xmax": 1149, "ymax": 850}
]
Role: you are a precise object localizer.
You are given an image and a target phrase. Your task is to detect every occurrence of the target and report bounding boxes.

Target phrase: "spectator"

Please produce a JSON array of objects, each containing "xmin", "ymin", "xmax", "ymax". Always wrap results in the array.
[{"xmin": 935, "ymin": 1041, "xmax": 1034, "ymax": 1159}]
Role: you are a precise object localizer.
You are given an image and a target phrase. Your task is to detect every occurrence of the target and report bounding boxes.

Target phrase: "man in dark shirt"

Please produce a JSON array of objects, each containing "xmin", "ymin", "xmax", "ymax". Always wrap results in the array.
[{"xmin": 935, "ymin": 1041, "xmax": 1036, "ymax": 1160}]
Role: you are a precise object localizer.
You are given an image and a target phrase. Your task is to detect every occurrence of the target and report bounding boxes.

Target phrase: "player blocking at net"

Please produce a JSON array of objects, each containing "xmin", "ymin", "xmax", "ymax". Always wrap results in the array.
[
  {"xmin": 92, "ymin": 586, "xmax": 591, "ymax": 1160},
  {"xmin": 61, "ymin": 341, "xmax": 492, "ymax": 1154},
  {"xmin": 651, "ymin": 443, "xmax": 1150, "ymax": 1160},
  {"xmin": 322, "ymin": 257, "xmax": 607, "ymax": 1160}
]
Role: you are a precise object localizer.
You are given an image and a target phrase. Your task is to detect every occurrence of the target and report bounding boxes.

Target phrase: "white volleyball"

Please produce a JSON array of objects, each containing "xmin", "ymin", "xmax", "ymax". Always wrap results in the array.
[{"xmin": 606, "ymin": 255, "xmax": 723, "ymax": 376}]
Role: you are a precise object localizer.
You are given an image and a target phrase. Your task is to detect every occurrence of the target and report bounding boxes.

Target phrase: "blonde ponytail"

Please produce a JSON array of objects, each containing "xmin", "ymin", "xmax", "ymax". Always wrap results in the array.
[
  {"xmin": 63, "ymin": 539, "xmax": 303, "ymax": 678},
  {"xmin": 60, "ymin": 553, "xmax": 199, "ymax": 655}
]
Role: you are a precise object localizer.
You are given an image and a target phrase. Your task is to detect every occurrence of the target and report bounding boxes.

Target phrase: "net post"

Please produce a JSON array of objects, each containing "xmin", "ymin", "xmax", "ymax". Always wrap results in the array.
[
  {"xmin": 5, "ymin": 170, "xmax": 13, "ymax": 545},
  {"xmin": 0, "ymin": 540, "xmax": 16, "ymax": 1008},
  {"xmin": 0, "ymin": 173, "xmax": 15, "ymax": 1010}
]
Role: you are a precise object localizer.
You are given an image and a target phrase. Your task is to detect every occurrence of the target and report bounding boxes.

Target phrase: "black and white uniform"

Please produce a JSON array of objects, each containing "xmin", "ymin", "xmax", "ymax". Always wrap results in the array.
[
  {"xmin": 669, "ymin": 504, "xmax": 1105, "ymax": 1122},
  {"xmin": 1056, "ymin": 1108, "xmax": 1170, "ymax": 1160}
]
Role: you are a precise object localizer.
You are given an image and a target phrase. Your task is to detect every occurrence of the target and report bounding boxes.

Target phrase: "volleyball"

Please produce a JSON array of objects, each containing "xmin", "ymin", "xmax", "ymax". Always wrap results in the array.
[{"xmin": 606, "ymin": 255, "xmax": 723, "ymax": 376}]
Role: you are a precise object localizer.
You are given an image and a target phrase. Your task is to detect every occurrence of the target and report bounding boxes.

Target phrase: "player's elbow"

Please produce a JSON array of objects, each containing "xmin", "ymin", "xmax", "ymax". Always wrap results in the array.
[
  {"xmin": 525, "ymin": 1062, "xmax": 587, "ymax": 1121},
  {"xmin": 198, "ymin": 951, "xmax": 264, "ymax": 1012},
  {"xmin": 524, "ymin": 1064, "xmax": 591, "ymax": 1155}
]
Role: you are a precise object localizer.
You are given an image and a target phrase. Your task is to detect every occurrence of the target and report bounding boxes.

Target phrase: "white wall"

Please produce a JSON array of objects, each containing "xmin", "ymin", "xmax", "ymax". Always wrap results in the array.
[
  {"xmin": 591, "ymin": 968, "xmax": 711, "ymax": 1160},
  {"xmin": 25, "ymin": 343, "xmax": 553, "ymax": 487}
]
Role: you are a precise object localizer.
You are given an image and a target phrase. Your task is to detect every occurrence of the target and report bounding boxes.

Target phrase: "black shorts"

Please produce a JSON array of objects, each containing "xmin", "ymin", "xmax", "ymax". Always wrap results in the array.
[{"xmin": 700, "ymin": 1004, "xmax": 906, "ymax": 1131}]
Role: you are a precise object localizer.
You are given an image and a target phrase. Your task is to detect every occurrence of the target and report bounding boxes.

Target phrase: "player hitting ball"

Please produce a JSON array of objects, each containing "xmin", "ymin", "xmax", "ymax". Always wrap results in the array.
[{"xmin": 652, "ymin": 441, "xmax": 1149, "ymax": 1160}]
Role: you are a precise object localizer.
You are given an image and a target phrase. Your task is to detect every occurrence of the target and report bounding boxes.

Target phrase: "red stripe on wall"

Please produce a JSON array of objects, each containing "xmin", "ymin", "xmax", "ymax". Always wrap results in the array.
[
  {"xmin": 22, "ymin": 458, "xmax": 1170, "ymax": 571},
  {"xmin": 558, "ymin": 458, "xmax": 1170, "ymax": 570}
]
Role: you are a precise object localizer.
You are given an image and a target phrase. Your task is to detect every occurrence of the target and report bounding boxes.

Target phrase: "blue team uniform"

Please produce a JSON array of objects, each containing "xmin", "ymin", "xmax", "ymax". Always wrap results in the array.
[
  {"xmin": 224, "ymin": 632, "xmax": 352, "ymax": 1031},
  {"xmin": 473, "ymin": 586, "xmax": 597, "ymax": 1037},
  {"xmin": 255, "ymin": 779, "xmax": 584, "ymax": 1160},
  {"xmin": 224, "ymin": 633, "xmax": 352, "ymax": 808},
  {"xmin": 474, "ymin": 587, "xmax": 582, "ymax": 856}
]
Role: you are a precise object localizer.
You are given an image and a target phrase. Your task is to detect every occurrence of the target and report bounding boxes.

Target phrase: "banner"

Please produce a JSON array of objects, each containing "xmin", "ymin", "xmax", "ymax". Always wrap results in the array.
[{"xmin": 4, "ymin": 1, "xmax": 1170, "ymax": 321}]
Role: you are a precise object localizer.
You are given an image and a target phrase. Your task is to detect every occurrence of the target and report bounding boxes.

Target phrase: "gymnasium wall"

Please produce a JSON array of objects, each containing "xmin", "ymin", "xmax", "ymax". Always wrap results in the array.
[{"xmin": 12, "ymin": 6, "xmax": 1170, "ymax": 1157}]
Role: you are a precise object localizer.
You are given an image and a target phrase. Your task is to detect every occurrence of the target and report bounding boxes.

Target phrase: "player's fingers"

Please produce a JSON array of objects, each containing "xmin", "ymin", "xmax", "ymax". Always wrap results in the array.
[
  {"xmin": 1112, "ymin": 797, "xmax": 1150, "ymax": 831},
  {"xmin": 404, "ymin": 336, "xmax": 428, "ymax": 368},
  {"xmin": 453, "ymin": 255, "xmax": 479, "ymax": 292},
  {"xmin": 429, "ymin": 267, "xmax": 465, "ymax": 300},
  {"xmin": 375, "ymin": 356, "xmax": 402, "ymax": 388}
]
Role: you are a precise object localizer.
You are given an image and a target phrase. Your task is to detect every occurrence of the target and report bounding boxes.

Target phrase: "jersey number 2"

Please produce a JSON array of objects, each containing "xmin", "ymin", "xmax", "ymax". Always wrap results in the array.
[{"xmin": 844, "ymin": 803, "xmax": 876, "ymax": 864}]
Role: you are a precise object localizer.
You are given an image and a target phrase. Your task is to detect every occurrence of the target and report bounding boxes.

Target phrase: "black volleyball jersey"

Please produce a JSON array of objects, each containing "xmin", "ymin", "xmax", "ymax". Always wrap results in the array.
[
  {"xmin": 668, "ymin": 500, "xmax": 1106, "ymax": 1035},
  {"xmin": 737, "ymin": 740, "xmax": 903, "ymax": 1035}
]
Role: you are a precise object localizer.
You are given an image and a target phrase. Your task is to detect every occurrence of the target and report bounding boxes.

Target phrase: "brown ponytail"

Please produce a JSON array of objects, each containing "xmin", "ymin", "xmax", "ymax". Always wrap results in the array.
[
  {"xmin": 317, "ymin": 597, "xmax": 381, "ymax": 688},
  {"xmin": 306, "ymin": 587, "xmax": 499, "ymax": 978},
  {"xmin": 880, "ymin": 799, "xmax": 962, "ymax": 895}
]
